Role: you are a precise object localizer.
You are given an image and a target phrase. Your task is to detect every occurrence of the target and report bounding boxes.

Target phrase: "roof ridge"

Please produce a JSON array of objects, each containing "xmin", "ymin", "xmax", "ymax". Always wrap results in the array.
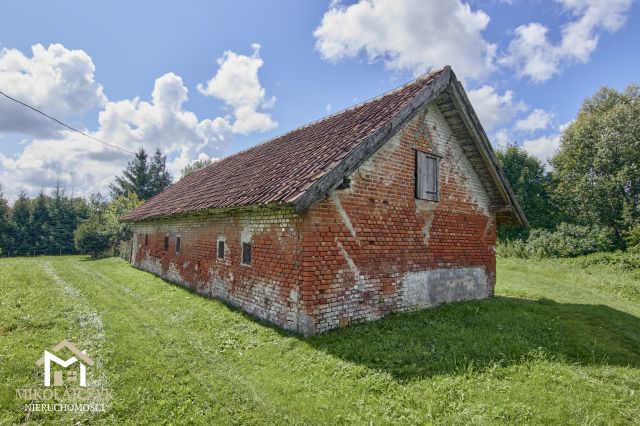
[{"xmin": 187, "ymin": 67, "xmax": 448, "ymax": 179}]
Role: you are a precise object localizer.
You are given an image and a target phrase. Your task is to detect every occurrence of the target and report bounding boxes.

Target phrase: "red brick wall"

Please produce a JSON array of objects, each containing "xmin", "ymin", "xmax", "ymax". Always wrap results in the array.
[{"xmin": 131, "ymin": 208, "xmax": 304, "ymax": 331}]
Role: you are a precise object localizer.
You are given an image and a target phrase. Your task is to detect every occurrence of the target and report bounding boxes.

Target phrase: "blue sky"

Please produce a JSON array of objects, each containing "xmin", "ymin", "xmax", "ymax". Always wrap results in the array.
[{"xmin": 0, "ymin": 0, "xmax": 638, "ymax": 200}]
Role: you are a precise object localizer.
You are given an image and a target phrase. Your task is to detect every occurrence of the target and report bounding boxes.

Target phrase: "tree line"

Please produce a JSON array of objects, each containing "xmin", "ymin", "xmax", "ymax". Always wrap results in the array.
[
  {"xmin": 496, "ymin": 84, "xmax": 640, "ymax": 257},
  {"xmin": 0, "ymin": 186, "xmax": 89, "ymax": 256},
  {"xmin": 0, "ymin": 148, "xmax": 176, "ymax": 257}
]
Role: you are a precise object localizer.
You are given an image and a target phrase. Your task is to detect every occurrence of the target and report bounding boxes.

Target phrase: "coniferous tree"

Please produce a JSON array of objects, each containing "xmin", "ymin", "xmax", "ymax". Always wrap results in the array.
[
  {"xmin": 31, "ymin": 191, "xmax": 51, "ymax": 253},
  {"xmin": 11, "ymin": 191, "xmax": 32, "ymax": 255},
  {"xmin": 2, "ymin": 188, "xmax": 90, "ymax": 256},
  {"xmin": 110, "ymin": 148, "xmax": 173, "ymax": 201},
  {"xmin": 110, "ymin": 149, "xmax": 150, "ymax": 200},
  {"xmin": 48, "ymin": 184, "xmax": 79, "ymax": 254},
  {"xmin": 0, "ymin": 185, "xmax": 15, "ymax": 255},
  {"xmin": 149, "ymin": 148, "xmax": 172, "ymax": 196}
]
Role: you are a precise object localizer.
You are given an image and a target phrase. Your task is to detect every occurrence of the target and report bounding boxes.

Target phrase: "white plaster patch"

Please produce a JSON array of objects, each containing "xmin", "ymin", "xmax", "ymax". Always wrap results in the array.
[
  {"xmin": 336, "ymin": 239, "xmax": 366, "ymax": 290},
  {"xmin": 424, "ymin": 104, "xmax": 490, "ymax": 214},
  {"xmin": 400, "ymin": 266, "xmax": 489, "ymax": 309},
  {"xmin": 240, "ymin": 226, "xmax": 253, "ymax": 243},
  {"xmin": 415, "ymin": 199, "xmax": 437, "ymax": 246},
  {"xmin": 331, "ymin": 193, "xmax": 357, "ymax": 238}
]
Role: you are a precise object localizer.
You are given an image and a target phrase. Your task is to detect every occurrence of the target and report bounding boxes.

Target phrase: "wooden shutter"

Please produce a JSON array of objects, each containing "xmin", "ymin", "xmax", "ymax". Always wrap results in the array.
[{"xmin": 416, "ymin": 151, "xmax": 439, "ymax": 201}]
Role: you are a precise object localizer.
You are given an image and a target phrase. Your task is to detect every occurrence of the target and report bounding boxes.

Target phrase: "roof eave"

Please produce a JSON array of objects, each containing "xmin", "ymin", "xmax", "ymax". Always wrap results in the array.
[
  {"xmin": 121, "ymin": 201, "xmax": 296, "ymax": 223},
  {"xmin": 445, "ymin": 72, "xmax": 528, "ymax": 227}
]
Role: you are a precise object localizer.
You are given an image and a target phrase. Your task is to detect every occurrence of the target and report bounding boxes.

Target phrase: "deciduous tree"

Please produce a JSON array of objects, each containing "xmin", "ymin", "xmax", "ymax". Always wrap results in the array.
[
  {"xmin": 180, "ymin": 157, "xmax": 214, "ymax": 179},
  {"xmin": 496, "ymin": 145, "xmax": 558, "ymax": 239},
  {"xmin": 551, "ymin": 85, "xmax": 640, "ymax": 243}
]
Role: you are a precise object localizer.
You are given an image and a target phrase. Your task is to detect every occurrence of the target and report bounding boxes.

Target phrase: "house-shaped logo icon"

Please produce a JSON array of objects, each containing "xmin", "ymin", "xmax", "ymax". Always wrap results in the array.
[{"xmin": 35, "ymin": 340, "xmax": 94, "ymax": 387}]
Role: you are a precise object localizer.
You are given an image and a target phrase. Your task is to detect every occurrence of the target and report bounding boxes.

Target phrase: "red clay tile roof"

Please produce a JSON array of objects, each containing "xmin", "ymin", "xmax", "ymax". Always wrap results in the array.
[{"xmin": 123, "ymin": 69, "xmax": 449, "ymax": 221}]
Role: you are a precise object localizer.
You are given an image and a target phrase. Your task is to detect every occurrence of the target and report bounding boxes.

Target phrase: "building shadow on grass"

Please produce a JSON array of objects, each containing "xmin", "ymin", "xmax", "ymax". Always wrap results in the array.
[
  {"xmin": 123, "ymin": 266, "xmax": 640, "ymax": 381},
  {"xmin": 306, "ymin": 296, "xmax": 640, "ymax": 381}
]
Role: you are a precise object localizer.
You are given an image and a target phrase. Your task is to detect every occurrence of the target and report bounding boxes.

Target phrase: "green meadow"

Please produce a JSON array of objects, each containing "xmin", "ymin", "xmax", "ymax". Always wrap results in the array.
[{"xmin": 1, "ymin": 256, "xmax": 639, "ymax": 425}]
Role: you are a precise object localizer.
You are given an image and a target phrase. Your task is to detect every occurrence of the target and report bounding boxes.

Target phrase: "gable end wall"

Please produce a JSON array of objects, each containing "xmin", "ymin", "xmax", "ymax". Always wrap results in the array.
[{"xmin": 298, "ymin": 102, "xmax": 496, "ymax": 334}]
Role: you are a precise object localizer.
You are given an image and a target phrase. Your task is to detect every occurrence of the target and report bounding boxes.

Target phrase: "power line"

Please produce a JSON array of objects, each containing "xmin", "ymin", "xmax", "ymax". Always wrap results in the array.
[{"xmin": 0, "ymin": 90, "xmax": 135, "ymax": 155}]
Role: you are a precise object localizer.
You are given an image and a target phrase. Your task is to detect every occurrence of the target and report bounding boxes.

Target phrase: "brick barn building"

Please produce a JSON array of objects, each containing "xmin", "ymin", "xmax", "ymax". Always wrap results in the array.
[{"xmin": 123, "ymin": 67, "xmax": 526, "ymax": 335}]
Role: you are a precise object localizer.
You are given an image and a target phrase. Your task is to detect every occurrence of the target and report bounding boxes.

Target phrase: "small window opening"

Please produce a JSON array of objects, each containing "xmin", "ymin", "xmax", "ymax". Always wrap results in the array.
[
  {"xmin": 242, "ymin": 242, "xmax": 252, "ymax": 265},
  {"xmin": 176, "ymin": 236, "xmax": 181, "ymax": 253},
  {"xmin": 164, "ymin": 236, "xmax": 169, "ymax": 250},
  {"xmin": 145, "ymin": 234, "xmax": 148, "ymax": 246},
  {"xmin": 217, "ymin": 240, "xmax": 225, "ymax": 259}
]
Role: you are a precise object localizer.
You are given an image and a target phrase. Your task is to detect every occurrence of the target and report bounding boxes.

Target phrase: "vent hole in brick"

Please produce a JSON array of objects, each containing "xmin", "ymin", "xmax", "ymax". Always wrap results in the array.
[
  {"xmin": 242, "ymin": 242, "xmax": 252, "ymax": 265},
  {"xmin": 164, "ymin": 236, "xmax": 169, "ymax": 251},
  {"xmin": 176, "ymin": 236, "xmax": 181, "ymax": 253},
  {"xmin": 217, "ymin": 240, "xmax": 225, "ymax": 259}
]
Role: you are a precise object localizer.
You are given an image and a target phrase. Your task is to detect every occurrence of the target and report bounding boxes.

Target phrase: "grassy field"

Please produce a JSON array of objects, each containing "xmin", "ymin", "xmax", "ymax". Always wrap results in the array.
[{"xmin": 1, "ymin": 256, "xmax": 639, "ymax": 425}]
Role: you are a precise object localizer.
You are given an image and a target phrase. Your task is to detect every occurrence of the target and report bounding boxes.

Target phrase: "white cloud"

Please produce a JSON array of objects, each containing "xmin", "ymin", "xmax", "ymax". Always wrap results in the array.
[
  {"xmin": 0, "ymin": 43, "xmax": 106, "ymax": 137},
  {"xmin": 467, "ymin": 85, "xmax": 526, "ymax": 130},
  {"xmin": 501, "ymin": 0, "xmax": 633, "ymax": 82},
  {"xmin": 0, "ymin": 132, "xmax": 130, "ymax": 200},
  {"xmin": 492, "ymin": 128, "xmax": 512, "ymax": 149},
  {"xmin": 326, "ymin": 103, "xmax": 332, "ymax": 113},
  {"xmin": 559, "ymin": 120, "xmax": 573, "ymax": 133},
  {"xmin": 313, "ymin": 0, "xmax": 497, "ymax": 80},
  {"xmin": 197, "ymin": 43, "xmax": 276, "ymax": 135},
  {"xmin": 522, "ymin": 134, "xmax": 560, "ymax": 166},
  {"xmin": 514, "ymin": 108, "xmax": 554, "ymax": 133},
  {"xmin": 1, "ymin": 44, "xmax": 276, "ymax": 200},
  {"xmin": 1, "ymin": 73, "xmax": 220, "ymax": 198}
]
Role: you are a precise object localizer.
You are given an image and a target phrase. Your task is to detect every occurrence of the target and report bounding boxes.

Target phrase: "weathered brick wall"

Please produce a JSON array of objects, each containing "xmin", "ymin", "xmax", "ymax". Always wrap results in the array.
[
  {"xmin": 297, "ymin": 103, "xmax": 496, "ymax": 334},
  {"xmin": 131, "ymin": 207, "xmax": 304, "ymax": 331},
  {"xmin": 130, "ymin": 101, "xmax": 496, "ymax": 336}
]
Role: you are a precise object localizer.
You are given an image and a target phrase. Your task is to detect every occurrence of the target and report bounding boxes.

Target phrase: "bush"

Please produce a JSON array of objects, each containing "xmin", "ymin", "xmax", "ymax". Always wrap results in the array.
[
  {"xmin": 571, "ymin": 250, "xmax": 640, "ymax": 274},
  {"xmin": 74, "ymin": 219, "xmax": 115, "ymax": 259},
  {"xmin": 624, "ymin": 223, "xmax": 640, "ymax": 250},
  {"xmin": 495, "ymin": 239, "xmax": 529, "ymax": 258},
  {"xmin": 497, "ymin": 223, "xmax": 617, "ymax": 258},
  {"xmin": 526, "ymin": 223, "xmax": 617, "ymax": 258}
]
